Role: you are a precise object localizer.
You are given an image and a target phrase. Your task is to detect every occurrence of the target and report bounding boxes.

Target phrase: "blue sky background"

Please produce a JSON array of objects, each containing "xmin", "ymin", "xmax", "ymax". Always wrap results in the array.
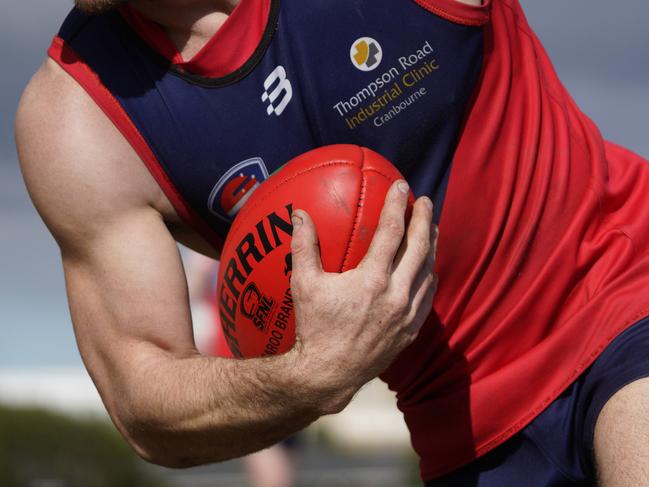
[{"xmin": 0, "ymin": 0, "xmax": 648, "ymax": 368}]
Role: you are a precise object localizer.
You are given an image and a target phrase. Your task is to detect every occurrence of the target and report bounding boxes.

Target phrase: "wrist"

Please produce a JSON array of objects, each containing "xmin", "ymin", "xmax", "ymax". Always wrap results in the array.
[{"xmin": 281, "ymin": 344, "xmax": 359, "ymax": 416}]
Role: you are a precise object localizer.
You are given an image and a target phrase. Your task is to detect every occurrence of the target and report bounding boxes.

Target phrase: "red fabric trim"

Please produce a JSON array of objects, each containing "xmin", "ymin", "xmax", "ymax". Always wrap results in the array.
[
  {"xmin": 119, "ymin": 0, "xmax": 271, "ymax": 78},
  {"xmin": 413, "ymin": 0, "xmax": 491, "ymax": 26},
  {"xmin": 48, "ymin": 36, "xmax": 224, "ymax": 250}
]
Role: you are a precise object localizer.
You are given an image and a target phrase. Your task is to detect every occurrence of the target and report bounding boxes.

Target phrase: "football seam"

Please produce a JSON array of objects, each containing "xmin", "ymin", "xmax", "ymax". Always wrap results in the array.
[
  {"xmin": 340, "ymin": 150, "xmax": 400, "ymax": 272},
  {"xmin": 340, "ymin": 168, "xmax": 366, "ymax": 272},
  {"xmin": 226, "ymin": 160, "xmax": 362, "ymax": 238}
]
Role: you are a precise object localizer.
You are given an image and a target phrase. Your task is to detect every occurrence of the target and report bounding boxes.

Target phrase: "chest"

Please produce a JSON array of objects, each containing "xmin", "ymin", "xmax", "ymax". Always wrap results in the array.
[{"xmin": 69, "ymin": 0, "xmax": 485, "ymax": 243}]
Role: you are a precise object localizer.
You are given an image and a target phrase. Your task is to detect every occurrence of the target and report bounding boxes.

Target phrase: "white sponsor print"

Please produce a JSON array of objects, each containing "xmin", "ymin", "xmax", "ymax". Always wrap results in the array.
[{"xmin": 262, "ymin": 66, "xmax": 293, "ymax": 116}]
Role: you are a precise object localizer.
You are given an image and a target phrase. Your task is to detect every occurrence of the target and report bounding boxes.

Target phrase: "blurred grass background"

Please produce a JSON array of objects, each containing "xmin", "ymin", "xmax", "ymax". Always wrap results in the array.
[
  {"xmin": 0, "ymin": 405, "xmax": 167, "ymax": 487},
  {"xmin": 0, "ymin": 402, "xmax": 421, "ymax": 487}
]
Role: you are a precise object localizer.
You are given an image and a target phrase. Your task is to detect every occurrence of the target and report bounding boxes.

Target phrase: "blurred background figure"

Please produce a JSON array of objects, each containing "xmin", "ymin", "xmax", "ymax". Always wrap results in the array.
[
  {"xmin": 183, "ymin": 250, "xmax": 221, "ymax": 357},
  {"xmin": 183, "ymin": 249, "xmax": 298, "ymax": 487},
  {"xmin": 244, "ymin": 447, "xmax": 296, "ymax": 487}
]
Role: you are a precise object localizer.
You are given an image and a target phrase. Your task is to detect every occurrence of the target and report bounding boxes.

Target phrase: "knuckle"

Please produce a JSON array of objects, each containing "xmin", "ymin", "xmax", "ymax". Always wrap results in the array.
[
  {"xmin": 403, "ymin": 326, "xmax": 419, "ymax": 345},
  {"xmin": 387, "ymin": 291, "xmax": 409, "ymax": 313},
  {"xmin": 362, "ymin": 272, "xmax": 388, "ymax": 294},
  {"xmin": 290, "ymin": 240, "xmax": 306, "ymax": 256},
  {"xmin": 290, "ymin": 274, "xmax": 309, "ymax": 295},
  {"xmin": 418, "ymin": 272, "xmax": 437, "ymax": 292},
  {"xmin": 397, "ymin": 328, "xmax": 418, "ymax": 349},
  {"xmin": 404, "ymin": 329, "xmax": 419, "ymax": 345},
  {"xmin": 424, "ymin": 273, "xmax": 436, "ymax": 288}
]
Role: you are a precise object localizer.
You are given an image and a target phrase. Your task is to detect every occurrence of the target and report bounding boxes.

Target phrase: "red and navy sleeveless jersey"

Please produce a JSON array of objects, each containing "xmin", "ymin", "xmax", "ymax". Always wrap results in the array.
[
  {"xmin": 49, "ymin": 0, "xmax": 649, "ymax": 480},
  {"xmin": 50, "ymin": 0, "xmax": 485, "ymax": 246}
]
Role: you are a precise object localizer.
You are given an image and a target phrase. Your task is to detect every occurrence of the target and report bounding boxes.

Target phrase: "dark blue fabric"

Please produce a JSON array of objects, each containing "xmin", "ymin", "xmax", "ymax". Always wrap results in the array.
[
  {"xmin": 426, "ymin": 315, "xmax": 649, "ymax": 487},
  {"xmin": 57, "ymin": 0, "xmax": 483, "ymax": 239}
]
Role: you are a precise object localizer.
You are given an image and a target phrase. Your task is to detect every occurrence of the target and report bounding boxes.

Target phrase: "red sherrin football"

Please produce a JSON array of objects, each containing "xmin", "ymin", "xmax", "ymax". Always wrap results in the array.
[{"xmin": 217, "ymin": 144, "xmax": 413, "ymax": 359}]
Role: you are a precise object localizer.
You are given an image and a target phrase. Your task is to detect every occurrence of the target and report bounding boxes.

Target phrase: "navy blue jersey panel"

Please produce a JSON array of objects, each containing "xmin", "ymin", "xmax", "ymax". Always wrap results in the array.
[
  {"xmin": 424, "ymin": 315, "xmax": 649, "ymax": 486},
  {"xmin": 57, "ymin": 0, "xmax": 483, "ymax": 240}
]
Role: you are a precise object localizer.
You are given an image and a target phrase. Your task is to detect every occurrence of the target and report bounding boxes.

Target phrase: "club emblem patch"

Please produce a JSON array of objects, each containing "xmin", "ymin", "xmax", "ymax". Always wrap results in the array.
[{"xmin": 208, "ymin": 157, "xmax": 270, "ymax": 222}]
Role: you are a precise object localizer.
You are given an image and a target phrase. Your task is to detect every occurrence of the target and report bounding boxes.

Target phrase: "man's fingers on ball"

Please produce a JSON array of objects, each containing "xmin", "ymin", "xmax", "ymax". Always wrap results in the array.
[
  {"xmin": 408, "ymin": 269, "xmax": 436, "ymax": 316},
  {"xmin": 394, "ymin": 196, "xmax": 433, "ymax": 283},
  {"xmin": 432, "ymin": 224, "xmax": 439, "ymax": 264},
  {"xmin": 402, "ymin": 264, "xmax": 437, "ymax": 321},
  {"xmin": 405, "ymin": 275, "xmax": 437, "ymax": 337},
  {"xmin": 425, "ymin": 227, "xmax": 438, "ymax": 272},
  {"xmin": 290, "ymin": 209, "xmax": 323, "ymax": 277},
  {"xmin": 361, "ymin": 180, "xmax": 409, "ymax": 273}
]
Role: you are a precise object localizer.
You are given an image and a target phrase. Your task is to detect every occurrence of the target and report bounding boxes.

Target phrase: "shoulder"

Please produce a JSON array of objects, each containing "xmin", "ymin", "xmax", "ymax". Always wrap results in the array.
[{"xmin": 16, "ymin": 59, "xmax": 165, "ymax": 251}]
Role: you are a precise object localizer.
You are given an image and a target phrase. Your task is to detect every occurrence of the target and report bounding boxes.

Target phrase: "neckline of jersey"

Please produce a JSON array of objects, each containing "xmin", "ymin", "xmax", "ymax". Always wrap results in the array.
[
  {"xmin": 118, "ymin": 0, "xmax": 272, "ymax": 78},
  {"xmin": 414, "ymin": 0, "xmax": 491, "ymax": 26}
]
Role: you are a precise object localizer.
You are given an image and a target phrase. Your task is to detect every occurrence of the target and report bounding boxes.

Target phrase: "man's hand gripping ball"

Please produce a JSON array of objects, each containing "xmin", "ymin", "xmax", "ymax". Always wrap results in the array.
[
  {"xmin": 217, "ymin": 145, "xmax": 438, "ymax": 414},
  {"xmin": 290, "ymin": 178, "xmax": 438, "ymax": 413}
]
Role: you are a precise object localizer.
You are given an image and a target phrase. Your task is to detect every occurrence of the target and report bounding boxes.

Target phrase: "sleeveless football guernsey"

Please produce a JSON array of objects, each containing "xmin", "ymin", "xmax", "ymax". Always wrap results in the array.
[{"xmin": 49, "ymin": 0, "xmax": 649, "ymax": 480}]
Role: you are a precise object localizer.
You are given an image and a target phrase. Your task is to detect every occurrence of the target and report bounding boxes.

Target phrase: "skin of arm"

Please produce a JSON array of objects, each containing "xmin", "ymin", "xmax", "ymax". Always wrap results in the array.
[{"xmin": 15, "ymin": 59, "xmax": 437, "ymax": 468}]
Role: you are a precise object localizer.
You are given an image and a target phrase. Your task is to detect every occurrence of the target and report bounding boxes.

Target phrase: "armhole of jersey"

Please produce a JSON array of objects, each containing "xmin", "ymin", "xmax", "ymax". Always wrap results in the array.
[
  {"xmin": 413, "ymin": 0, "xmax": 491, "ymax": 26},
  {"xmin": 47, "ymin": 36, "xmax": 225, "ymax": 251}
]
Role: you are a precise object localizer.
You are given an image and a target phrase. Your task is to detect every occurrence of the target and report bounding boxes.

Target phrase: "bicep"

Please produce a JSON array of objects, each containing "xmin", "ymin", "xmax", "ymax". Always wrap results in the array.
[
  {"xmin": 61, "ymin": 208, "xmax": 199, "ymax": 423},
  {"xmin": 16, "ymin": 60, "xmax": 200, "ymax": 417},
  {"xmin": 57, "ymin": 208, "xmax": 205, "ymax": 453},
  {"xmin": 63, "ymin": 208, "xmax": 197, "ymax": 372}
]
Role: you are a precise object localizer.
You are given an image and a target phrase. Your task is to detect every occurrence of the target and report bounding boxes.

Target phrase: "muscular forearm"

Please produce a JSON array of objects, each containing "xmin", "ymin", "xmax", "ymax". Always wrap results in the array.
[
  {"xmin": 57, "ymin": 226, "xmax": 346, "ymax": 468},
  {"xmin": 111, "ymin": 344, "xmax": 339, "ymax": 468}
]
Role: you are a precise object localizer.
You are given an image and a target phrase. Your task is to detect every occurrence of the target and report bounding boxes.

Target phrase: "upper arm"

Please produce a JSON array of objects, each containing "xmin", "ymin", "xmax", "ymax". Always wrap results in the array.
[{"xmin": 15, "ymin": 60, "xmax": 199, "ymax": 424}]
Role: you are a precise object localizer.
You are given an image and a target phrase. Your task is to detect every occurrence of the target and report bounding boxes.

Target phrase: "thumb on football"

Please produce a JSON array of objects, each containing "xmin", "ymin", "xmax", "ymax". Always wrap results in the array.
[{"xmin": 290, "ymin": 209, "xmax": 323, "ymax": 277}]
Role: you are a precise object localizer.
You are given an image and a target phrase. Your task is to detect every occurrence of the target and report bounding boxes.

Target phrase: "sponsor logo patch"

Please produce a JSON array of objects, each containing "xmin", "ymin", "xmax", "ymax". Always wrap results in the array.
[{"xmin": 350, "ymin": 37, "xmax": 383, "ymax": 72}]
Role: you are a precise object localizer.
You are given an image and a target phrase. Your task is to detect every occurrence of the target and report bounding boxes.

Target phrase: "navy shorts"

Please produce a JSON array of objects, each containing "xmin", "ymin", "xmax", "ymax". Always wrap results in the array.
[{"xmin": 426, "ymin": 315, "xmax": 649, "ymax": 487}]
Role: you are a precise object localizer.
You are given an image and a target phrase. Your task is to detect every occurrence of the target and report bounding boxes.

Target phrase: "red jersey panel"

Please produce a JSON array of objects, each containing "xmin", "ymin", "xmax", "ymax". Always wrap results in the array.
[{"xmin": 380, "ymin": 0, "xmax": 649, "ymax": 479}]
